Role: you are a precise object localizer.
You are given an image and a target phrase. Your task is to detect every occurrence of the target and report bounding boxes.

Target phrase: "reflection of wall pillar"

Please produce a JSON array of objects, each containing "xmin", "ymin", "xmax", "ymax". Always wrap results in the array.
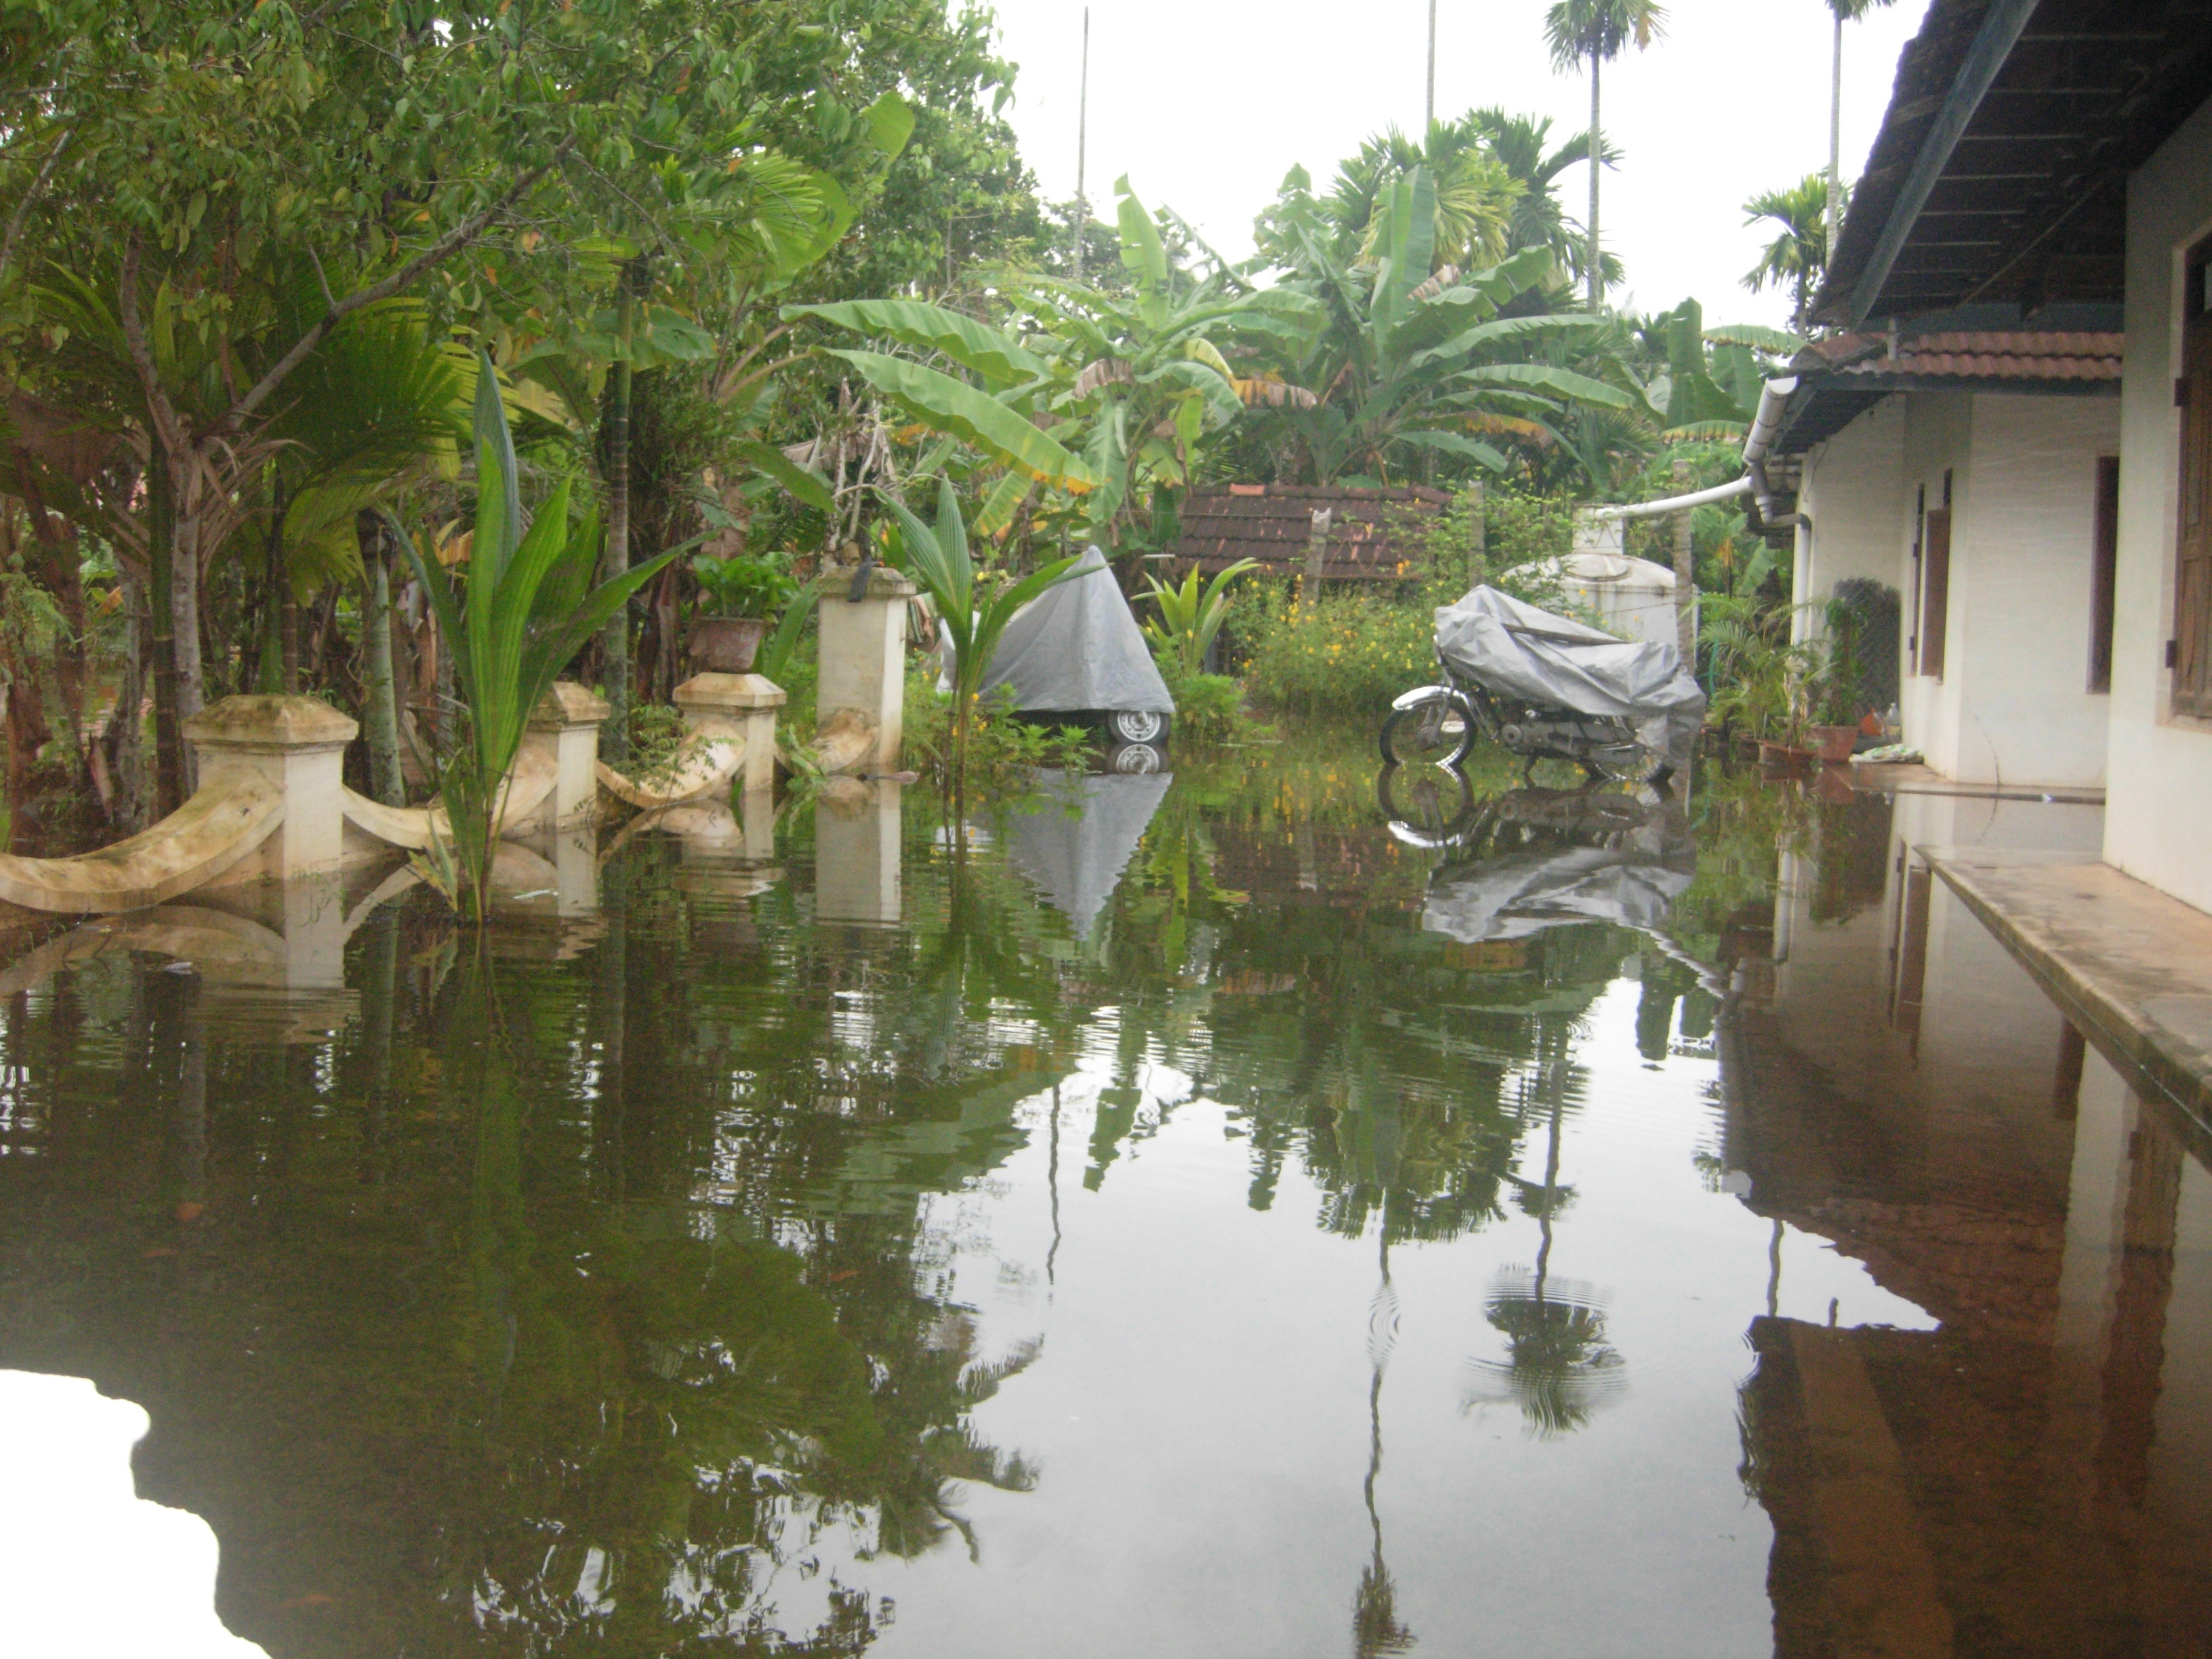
[
  {"xmin": 674, "ymin": 672, "xmax": 785, "ymax": 795},
  {"xmin": 817, "ymin": 569, "xmax": 915, "ymax": 775},
  {"xmin": 185, "ymin": 696, "xmax": 358, "ymax": 880},
  {"xmin": 815, "ymin": 779, "xmax": 902, "ymax": 925},
  {"xmin": 523, "ymin": 681, "xmax": 609, "ymax": 830},
  {"xmin": 2041, "ymin": 1050, "xmax": 2136, "ymax": 1517}
]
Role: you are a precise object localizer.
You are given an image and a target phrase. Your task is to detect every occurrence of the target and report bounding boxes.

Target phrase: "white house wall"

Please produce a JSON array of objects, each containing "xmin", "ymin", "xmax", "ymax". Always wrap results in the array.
[
  {"xmin": 1948, "ymin": 393, "xmax": 2117, "ymax": 790},
  {"xmin": 2110, "ymin": 94, "xmax": 2212, "ymax": 914},
  {"xmin": 1799, "ymin": 389, "xmax": 2114, "ymax": 790}
]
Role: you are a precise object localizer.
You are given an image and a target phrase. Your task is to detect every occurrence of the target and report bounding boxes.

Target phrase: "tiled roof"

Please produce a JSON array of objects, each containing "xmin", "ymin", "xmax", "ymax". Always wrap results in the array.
[
  {"xmin": 1166, "ymin": 483, "xmax": 1450, "ymax": 582},
  {"xmin": 1807, "ymin": 331, "xmax": 2123, "ymax": 384}
]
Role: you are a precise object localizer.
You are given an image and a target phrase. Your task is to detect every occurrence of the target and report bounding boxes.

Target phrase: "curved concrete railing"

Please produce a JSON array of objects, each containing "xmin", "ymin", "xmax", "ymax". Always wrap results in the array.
[{"xmin": 0, "ymin": 674, "xmax": 793, "ymax": 919}]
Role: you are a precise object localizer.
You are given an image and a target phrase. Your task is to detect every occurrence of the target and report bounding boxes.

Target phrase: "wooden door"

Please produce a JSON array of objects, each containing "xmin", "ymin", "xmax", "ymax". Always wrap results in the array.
[{"xmin": 2177, "ymin": 245, "xmax": 2212, "ymax": 715}]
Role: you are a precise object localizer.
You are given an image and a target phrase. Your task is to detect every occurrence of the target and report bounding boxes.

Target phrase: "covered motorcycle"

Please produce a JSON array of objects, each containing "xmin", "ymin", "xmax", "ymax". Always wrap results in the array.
[
  {"xmin": 947, "ymin": 547, "xmax": 1176, "ymax": 746},
  {"xmin": 1382, "ymin": 585, "xmax": 1706, "ymax": 783}
]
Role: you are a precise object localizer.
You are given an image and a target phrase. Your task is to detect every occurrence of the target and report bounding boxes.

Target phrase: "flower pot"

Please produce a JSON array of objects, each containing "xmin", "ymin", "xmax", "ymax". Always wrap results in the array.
[
  {"xmin": 686, "ymin": 616, "xmax": 768, "ymax": 674},
  {"xmin": 1807, "ymin": 724, "xmax": 1858, "ymax": 764}
]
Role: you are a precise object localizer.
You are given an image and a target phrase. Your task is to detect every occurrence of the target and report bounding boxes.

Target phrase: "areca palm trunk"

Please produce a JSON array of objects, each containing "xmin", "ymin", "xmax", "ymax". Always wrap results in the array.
[
  {"xmin": 146, "ymin": 438, "xmax": 183, "ymax": 815},
  {"xmin": 1827, "ymin": 9, "xmax": 1845, "ymax": 259},
  {"xmin": 359, "ymin": 510, "xmax": 405, "ymax": 806},
  {"xmin": 1587, "ymin": 49, "xmax": 1602, "ymax": 310},
  {"xmin": 599, "ymin": 255, "xmax": 649, "ymax": 765}
]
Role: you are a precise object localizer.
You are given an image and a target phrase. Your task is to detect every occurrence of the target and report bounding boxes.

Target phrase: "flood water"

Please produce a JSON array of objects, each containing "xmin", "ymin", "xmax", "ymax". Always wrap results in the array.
[{"xmin": 0, "ymin": 737, "xmax": 2207, "ymax": 1658}]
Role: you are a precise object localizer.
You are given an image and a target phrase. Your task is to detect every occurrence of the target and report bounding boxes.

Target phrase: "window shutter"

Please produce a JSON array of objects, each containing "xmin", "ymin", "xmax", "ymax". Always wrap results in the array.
[
  {"xmin": 1920, "ymin": 508, "xmax": 1952, "ymax": 682},
  {"xmin": 2178, "ymin": 248, "xmax": 2212, "ymax": 715}
]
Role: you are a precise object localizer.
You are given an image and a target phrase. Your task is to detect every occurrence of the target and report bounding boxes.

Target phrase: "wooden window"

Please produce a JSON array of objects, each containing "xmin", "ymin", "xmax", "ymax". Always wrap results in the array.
[
  {"xmin": 1920, "ymin": 506, "xmax": 1952, "ymax": 681},
  {"xmin": 1909, "ymin": 485, "xmax": 1926, "ymax": 670},
  {"xmin": 2177, "ymin": 241, "xmax": 2212, "ymax": 716},
  {"xmin": 2090, "ymin": 455, "xmax": 2120, "ymax": 693}
]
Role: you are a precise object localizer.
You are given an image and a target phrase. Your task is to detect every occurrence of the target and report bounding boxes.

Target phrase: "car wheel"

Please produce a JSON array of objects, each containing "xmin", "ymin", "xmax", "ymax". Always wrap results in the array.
[
  {"xmin": 1109, "ymin": 742, "xmax": 1164, "ymax": 775},
  {"xmin": 1111, "ymin": 708, "xmax": 1166, "ymax": 745}
]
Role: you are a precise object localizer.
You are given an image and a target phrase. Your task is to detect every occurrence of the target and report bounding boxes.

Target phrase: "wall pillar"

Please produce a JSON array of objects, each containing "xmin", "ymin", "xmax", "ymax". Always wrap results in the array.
[
  {"xmin": 523, "ymin": 681, "xmax": 609, "ymax": 830},
  {"xmin": 673, "ymin": 672, "xmax": 785, "ymax": 794},
  {"xmin": 184, "ymin": 696, "xmax": 357, "ymax": 882},
  {"xmin": 815, "ymin": 778, "xmax": 903, "ymax": 925},
  {"xmin": 817, "ymin": 569, "xmax": 915, "ymax": 775}
]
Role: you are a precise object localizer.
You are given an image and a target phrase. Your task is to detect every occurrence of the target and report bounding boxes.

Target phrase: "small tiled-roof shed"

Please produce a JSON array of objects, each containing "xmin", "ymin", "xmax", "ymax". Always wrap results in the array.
[{"xmin": 1166, "ymin": 483, "xmax": 1451, "ymax": 581}]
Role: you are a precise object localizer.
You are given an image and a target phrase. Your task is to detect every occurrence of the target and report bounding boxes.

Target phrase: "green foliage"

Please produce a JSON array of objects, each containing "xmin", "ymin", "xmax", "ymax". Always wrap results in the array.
[
  {"xmin": 396, "ymin": 354, "xmax": 679, "ymax": 920},
  {"xmin": 1139, "ymin": 557, "xmax": 1259, "ymax": 676},
  {"xmin": 692, "ymin": 550, "xmax": 796, "ymax": 618},
  {"xmin": 1742, "ymin": 173, "xmax": 1837, "ymax": 334},
  {"xmin": 902, "ymin": 672, "xmax": 1090, "ymax": 787},
  {"xmin": 1237, "ymin": 583, "xmax": 1437, "ymax": 716},
  {"xmin": 879, "ymin": 478, "xmax": 1080, "ymax": 785},
  {"xmin": 1156, "ymin": 657, "xmax": 1253, "ymax": 746}
]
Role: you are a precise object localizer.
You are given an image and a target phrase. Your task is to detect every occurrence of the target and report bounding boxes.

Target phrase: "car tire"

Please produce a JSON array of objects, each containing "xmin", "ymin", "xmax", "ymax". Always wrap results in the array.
[{"xmin": 1110, "ymin": 708, "xmax": 1166, "ymax": 745}]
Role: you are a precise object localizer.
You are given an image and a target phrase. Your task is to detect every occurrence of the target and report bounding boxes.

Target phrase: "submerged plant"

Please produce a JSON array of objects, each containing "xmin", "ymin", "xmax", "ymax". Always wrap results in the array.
[
  {"xmin": 1139, "ymin": 556, "xmax": 1258, "ymax": 677},
  {"xmin": 397, "ymin": 355, "xmax": 678, "ymax": 922},
  {"xmin": 880, "ymin": 479, "xmax": 1080, "ymax": 789}
]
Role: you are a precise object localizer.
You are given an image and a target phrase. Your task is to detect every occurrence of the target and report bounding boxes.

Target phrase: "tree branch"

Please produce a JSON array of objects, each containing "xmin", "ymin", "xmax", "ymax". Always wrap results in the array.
[
  {"xmin": 217, "ymin": 138, "xmax": 575, "ymax": 439},
  {"xmin": 0, "ymin": 125, "xmax": 73, "ymax": 287},
  {"xmin": 116, "ymin": 231, "xmax": 188, "ymax": 463}
]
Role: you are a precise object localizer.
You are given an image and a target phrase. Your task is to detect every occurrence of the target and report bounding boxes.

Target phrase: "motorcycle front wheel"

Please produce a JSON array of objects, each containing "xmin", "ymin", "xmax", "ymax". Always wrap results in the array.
[{"xmin": 1380, "ymin": 701, "xmax": 1477, "ymax": 768}]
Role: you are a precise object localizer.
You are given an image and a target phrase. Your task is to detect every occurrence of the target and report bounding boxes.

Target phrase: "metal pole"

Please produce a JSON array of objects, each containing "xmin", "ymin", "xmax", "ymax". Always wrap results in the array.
[
  {"xmin": 1073, "ymin": 7, "xmax": 1090, "ymax": 283},
  {"xmin": 1826, "ymin": 8, "xmax": 1844, "ymax": 263},
  {"xmin": 1426, "ymin": 0, "xmax": 1437, "ymax": 129}
]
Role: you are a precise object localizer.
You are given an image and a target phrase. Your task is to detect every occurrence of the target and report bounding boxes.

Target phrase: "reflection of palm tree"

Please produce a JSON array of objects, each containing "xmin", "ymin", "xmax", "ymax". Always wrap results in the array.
[
  {"xmin": 1351, "ymin": 1226, "xmax": 1416, "ymax": 1658},
  {"xmin": 1465, "ymin": 1080, "xmax": 1625, "ymax": 1437}
]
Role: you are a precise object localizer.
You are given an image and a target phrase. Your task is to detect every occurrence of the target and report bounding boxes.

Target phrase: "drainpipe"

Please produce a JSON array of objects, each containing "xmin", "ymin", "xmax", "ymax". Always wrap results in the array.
[{"xmin": 1584, "ymin": 375, "xmax": 1809, "ymax": 527}]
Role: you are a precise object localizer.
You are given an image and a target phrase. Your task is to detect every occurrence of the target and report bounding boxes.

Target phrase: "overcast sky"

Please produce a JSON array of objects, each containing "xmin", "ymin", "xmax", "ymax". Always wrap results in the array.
[{"xmin": 977, "ymin": 0, "xmax": 1932, "ymax": 330}]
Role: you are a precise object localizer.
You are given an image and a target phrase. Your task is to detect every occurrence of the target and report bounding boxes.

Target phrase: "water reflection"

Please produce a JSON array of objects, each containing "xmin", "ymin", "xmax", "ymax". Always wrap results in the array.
[{"xmin": 3, "ymin": 745, "xmax": 2212, "ymax": 1655}]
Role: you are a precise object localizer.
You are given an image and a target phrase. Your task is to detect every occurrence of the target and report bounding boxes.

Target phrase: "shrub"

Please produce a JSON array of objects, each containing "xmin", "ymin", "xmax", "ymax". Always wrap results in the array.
[
  {"xmin": 1158, "ymin": 655, "xmax": 1254, "ymax": 745},
  {"xmin": 1237, "ymin": 583, "xmax": 1435, "ymax": 716}
]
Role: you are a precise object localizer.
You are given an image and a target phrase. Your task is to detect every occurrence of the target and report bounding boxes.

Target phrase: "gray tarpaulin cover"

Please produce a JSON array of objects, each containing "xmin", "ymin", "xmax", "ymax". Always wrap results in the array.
[
  {"xmin": 1434, "ymin": 585, "xmax": 1705, "ymax": 772},
  {"xmin": 1422, "ymin": 845, "xmax": 1694, "ymax": 942},
  {"xmin": 1003, "ymin": 769, "xmax": 1172, "ymax": 940},
  {"xmin": 1421, "ymin": 796, "xmax": 1695, "ymax": 943},
  {"xmin": 978, "ymin": 547, "xmax": 1176, "ymax": 715}
]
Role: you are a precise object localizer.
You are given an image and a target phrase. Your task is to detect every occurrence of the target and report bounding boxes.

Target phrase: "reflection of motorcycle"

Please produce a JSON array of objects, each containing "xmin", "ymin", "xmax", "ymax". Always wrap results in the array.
[
  {"xmin": 1404, "ymin": 785, "xmax": 1699, "ymax": 950},
  {"xmin": 1380, "ymin": 586, "xmax": 1704, "ymax": 784}
]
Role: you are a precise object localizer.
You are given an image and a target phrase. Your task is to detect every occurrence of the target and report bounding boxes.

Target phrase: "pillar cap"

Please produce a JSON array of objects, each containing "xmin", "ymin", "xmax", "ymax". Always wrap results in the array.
[
  {"xmin": 529, "ymin": 680, "xmax": 611, "ymax": 731},
  {"xmin": 184, "ymin": 695, "xmax": 357, "ymax": 751},
  {"xmin": 825, "ymin": 566, "xmax": 917, "ymax": 602},
  {"xmin": 674, "ymin": 672, "xmax": 787, "ymax": 712}
]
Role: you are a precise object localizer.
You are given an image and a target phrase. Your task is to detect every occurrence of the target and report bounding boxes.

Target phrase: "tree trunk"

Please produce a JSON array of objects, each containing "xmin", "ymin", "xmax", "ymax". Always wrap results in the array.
[
  {"xmin": 599, "ymin": 255, "xmax": 649, "ymax": 764},
  {"xmin": 1672, "ymin": 457, "xmax": 1696, "ymax": 662},
  {"xmin": 106, "ymin": 571, "xmax": 149, "ymax": 834},
  {"xmin": 167, "ymin": 450, "xmax": 205, "ymax": 756},
  {"xmin": 359, "ymin": 510, "xmax": 405, "ymax": 806},
  {"xmin": 1588, "ymin": 52, "xmax": 1603, "ymax": 310},
  {"xmin": 147, "ymin": 440, "xmax": 183, "ymax": 815},
  {"xmin": 1826, "ymin": 10, "xmax": 1845, "ymax": 268}
]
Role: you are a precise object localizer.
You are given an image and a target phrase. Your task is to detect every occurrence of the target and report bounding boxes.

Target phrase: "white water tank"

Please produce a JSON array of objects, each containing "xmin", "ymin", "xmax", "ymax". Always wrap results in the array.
[{"xmin": 1508, "ymin": 546, "xmax": 1688, "ymax": 647}]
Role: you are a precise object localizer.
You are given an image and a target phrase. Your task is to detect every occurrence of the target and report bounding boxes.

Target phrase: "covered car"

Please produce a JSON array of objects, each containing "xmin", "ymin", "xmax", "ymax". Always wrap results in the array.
[
  {"xmin": 1434, "ymin": 586, "xmax": 1706, "ymax": 777},
  {"xmin": 948, "ymin": 547, "xmax": 1176, "ymax": 744}
]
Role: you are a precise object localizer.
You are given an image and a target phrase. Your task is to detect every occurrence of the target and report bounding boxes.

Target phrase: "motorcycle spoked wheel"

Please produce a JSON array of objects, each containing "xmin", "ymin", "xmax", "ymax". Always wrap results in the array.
[
  {"xmin": 1376, "ymin": 763, "xmax": 1480, "ymax": 842},
  {"xmin": 1378, "ymin": 701, "xmax": 1477, "ymax": 768}
]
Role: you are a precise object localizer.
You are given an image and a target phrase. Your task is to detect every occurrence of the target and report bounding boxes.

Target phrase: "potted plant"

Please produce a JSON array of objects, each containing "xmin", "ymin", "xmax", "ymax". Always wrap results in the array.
[
  {"xmin": 1801, "ymin": 598, "xmax": 1867, "ymax": 764},
  {"xmin": 688, "ymin": 551, "xmax": 796, "ymax": 674}
]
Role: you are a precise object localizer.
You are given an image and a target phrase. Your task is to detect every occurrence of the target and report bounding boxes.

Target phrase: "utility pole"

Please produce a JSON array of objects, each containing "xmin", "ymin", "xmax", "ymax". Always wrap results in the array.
[
  {"xmin": 1426, "ymin": 0, "xmax": 1437, "ymax": 129},
  {"xmin": 1073, "ymin": 7, "xmax": 1090, "ymax": 283},
  {"xmin": 1826, "ymin": 7, "xmax": 1844, "ymax": 262}
]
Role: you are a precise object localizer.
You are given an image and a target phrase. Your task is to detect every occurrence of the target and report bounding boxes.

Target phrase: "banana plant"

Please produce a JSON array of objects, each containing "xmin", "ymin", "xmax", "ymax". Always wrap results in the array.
[
  {"xmin": 878, "ymin": 478, "xmax": 1082, "ymax": 788},
  {"xmin": 396, "ymin": 354, "xmax": 680, "ymax": 923},
  {"xmin": 1260, "ymin": 166, "xmax": 1633, "ymax": 485},
  {"xmin": 787, "ymin": 178, "xmax": 1322, "ymax": 556},
  {"xmin": 1139, "ymin": 557, "xmax": 1261, "ymax": 677}
]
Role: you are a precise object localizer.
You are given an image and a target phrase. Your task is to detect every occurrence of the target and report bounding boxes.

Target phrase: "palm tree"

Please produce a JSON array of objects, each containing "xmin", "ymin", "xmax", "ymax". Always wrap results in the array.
[
  {"xmin": 1542, "ymin": 0, "xmax": 1668, "ymax": 310},
  {"xmin": 1824, "ymin": 0, "xmax": 1897, "ymax": 265},
  {"xmin": 1743, "ymin": 174, "xmax": 1835, "ymax": 333},
  {"xmin": 1328, "ymin": 117, "xmax": 1527, "ymax": 274},
  {"xmin": 1465, "ymin": 106, "xmax": 1610, "ymax": 278}
]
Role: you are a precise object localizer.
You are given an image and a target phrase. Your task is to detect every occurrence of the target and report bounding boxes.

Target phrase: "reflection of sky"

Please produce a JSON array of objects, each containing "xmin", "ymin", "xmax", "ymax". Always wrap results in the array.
[{"xmin": 857, "ymin": 977, "xmax": 1929, "ymax": 1657}]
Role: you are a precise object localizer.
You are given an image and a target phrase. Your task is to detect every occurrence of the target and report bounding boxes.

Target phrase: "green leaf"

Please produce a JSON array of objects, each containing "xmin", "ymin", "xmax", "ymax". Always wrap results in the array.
[
  {"xmin": 1395, "ymin": 428, "xmax": 1510, "ymax": 471},
  {"xmin": 863, "ymin": 94, "xmax": 917, "ymax": 158},
  {"xmin": 1410, "ymin": 312, "xmax": 1604, "ymax": 368},
  {"xmin": 1453, "ymin": 363, "xmax": 1635, "ymax": 410},
  {"xmin": 785, "ymin": 299, "xmax": 1046, "ymax": 385},
  {"xmin": 1116, "ymin": 179, "xmax": 1171, "ymax": 331},
  {"xmin": 825, "ymin": 349, "xmax": 1099, "ymax": 490},
  {"xmin": 737, "ymin": 440, "xmax": 835, "ymax": 513}
]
